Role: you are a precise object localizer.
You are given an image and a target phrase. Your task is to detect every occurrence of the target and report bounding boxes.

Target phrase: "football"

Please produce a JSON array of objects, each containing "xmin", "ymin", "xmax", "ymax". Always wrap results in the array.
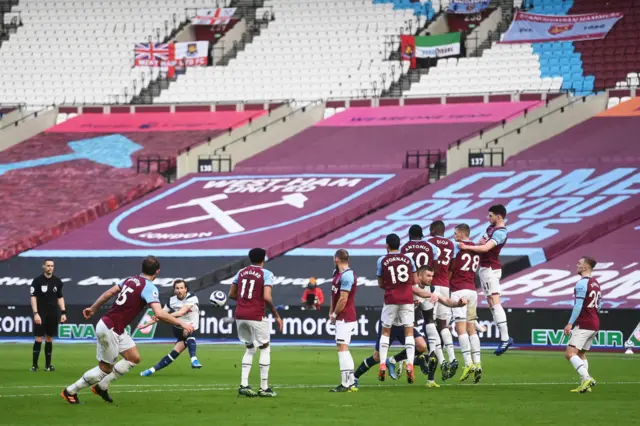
[{"xmin": 209, "ymin": 290, "xmax": 227, "ymax": 307}]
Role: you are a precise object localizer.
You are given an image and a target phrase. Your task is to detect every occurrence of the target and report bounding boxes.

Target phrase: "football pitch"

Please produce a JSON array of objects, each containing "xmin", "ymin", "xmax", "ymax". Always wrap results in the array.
[{"xmin": 0, "ymin": 344, "xmax": 638, "ymax": 426}]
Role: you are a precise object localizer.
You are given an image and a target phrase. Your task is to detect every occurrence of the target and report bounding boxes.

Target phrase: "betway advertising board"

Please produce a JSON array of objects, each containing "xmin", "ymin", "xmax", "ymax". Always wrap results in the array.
[
  {"xmin": 291, "ymin": 167, "xmax": 640, "ymax": 269},
  {"xmin": 1, "ymin": 305, "xmax": 637, "ymax": 349},
  {"xmin": 23, "ymin": 173, "xmax": 427, "ymax": 258},
  {"xmin": 500, "ymin": 221, "xmax": 640, "ymax": 309}
]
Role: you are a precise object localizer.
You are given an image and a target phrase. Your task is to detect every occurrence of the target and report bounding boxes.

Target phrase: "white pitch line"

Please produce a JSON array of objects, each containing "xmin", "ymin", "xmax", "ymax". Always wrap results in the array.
[{"xmin": 1, "ymin": 381, "xmax": 639, "ymax": 397}]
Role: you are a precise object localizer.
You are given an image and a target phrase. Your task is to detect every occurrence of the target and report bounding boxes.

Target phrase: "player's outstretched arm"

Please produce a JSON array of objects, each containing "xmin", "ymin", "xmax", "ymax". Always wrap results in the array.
[
  {"xmin": 84, "ymin": 285, "xmax": 121, "ymax": 319},
  {"xmin": 150, "ymin": 303, "xmax": 194, "ymax": 333},
  {"xmin": 228, "ymin": 284, "xmax": 238, "ymax": 301},
  {"xmin": 438, "ymin": 295, "xmax": 467, "ymax": 308}
]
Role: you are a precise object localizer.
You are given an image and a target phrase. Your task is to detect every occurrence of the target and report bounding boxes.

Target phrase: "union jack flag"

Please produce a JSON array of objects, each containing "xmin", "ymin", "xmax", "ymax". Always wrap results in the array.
[{"xmin": 135, "ymin": 43, "xmax": 170, "ymax": 62}]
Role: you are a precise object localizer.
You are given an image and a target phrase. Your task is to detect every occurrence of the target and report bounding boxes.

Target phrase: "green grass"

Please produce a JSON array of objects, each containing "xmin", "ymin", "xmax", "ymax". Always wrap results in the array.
[{"xmin": 0, "ymin": 344, "xmax": 638, "ymax": 426}]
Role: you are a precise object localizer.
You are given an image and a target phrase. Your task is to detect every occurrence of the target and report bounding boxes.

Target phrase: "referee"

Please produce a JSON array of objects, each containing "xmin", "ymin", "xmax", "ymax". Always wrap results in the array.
[{"xmin": 30, "ymin": 259, "xmax": 66, "ymax": 372}]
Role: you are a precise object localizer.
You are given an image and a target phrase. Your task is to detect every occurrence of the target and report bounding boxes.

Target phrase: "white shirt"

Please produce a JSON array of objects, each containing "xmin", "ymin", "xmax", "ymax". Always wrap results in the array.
[{"xmin": 164, "ymin": 292, "xmax": 200, "ymax": 330}]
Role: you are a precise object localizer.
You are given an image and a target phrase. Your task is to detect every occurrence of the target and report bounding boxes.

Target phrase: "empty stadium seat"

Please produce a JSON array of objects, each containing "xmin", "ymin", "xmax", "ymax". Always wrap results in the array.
[
  {"xmin": 157, "ymin": 0, "xmax": 423, "ymax": 103},
  {"xmin": 0, "ymin": 0, "xmax": 225, "ymax": 106}
]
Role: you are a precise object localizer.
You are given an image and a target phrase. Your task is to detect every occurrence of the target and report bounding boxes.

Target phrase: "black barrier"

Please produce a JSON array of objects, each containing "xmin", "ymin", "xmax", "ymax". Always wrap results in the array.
[{"xmin": 1, "ymin": 305, "xmax": 637, "ymax": 349}]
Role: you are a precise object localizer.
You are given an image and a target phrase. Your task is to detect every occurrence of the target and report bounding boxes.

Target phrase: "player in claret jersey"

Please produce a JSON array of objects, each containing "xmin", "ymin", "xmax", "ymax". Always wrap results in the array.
[
  {"xmin": 401, "ymin": 224, "xmax": 441, "ymax": 374},
  {"xmin": 230, "ymin": 248, "xmax": 283, "ymax": 398},
  {"xmin": 564, "ymin": 256, "xmax": 601, "ymax": 393},
  {"xmin": 61, "ymin": 256, "xmax": 194, "ymax": 405},
  {"xmin": 329, "ymin": 249, "xmax": 359, "ymax": 393},
  {"xmin": 427, "ymin": 220, "xmax": 457, "ymax": 378},
  {"xmin": 450, "ymin": 224, "xmax": 482, "ymax": 383},
  {"xmin": 377, "ymin": 233, "xmax": 419, "ymax": 383},
  {"xmin": 460, "ymin": 204, "xmax": 513, "ymax": 355}
]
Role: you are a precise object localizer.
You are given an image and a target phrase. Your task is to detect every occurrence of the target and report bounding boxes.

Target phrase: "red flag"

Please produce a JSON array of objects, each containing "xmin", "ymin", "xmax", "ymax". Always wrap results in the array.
[{"xmin": 400, "ymin": 35, "xmax": 416, "ymax": 69}]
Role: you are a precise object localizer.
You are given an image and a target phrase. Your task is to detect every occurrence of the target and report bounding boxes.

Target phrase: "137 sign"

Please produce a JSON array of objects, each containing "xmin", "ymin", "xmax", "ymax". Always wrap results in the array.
[{"xmin": 468, "ymin": 152, "xmax": 485, "ymax": 167}]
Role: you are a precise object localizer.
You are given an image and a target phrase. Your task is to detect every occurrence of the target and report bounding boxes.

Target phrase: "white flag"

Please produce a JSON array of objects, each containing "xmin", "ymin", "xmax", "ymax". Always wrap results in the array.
[{"xmin": 192, "ymin": 8, "xmax": 236, "ymax": 25}]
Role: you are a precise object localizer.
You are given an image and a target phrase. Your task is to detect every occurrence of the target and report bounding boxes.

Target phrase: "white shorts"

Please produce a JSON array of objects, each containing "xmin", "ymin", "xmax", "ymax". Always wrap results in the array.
[
  {"xmin": 335, "ymin": 320, "xmax": 356, "ymax": 345},
  {"xmin": 381, "ymin": 304, "xmax": 414, "ymax": 328},
  {"xmin": 236, "ymin": 319, "xmax": 270, "ymax": 346},
  {"xmin": 451, "ymin": 290, "xmax": 478, "ymax": 323},
  {"xmin": 96, "ymin": 319, "xmax": 136, "ymax": 365},
  {"xmin": 479, "ymin": 267, "xmax": 502, "ymax": 297},
  {"xmin": 568, "ymin": 327, "xmax": 597, "ymax": 351},
  {"xmin": 433, "ymin": 286, "xmax": 452, "ymax": 321}
]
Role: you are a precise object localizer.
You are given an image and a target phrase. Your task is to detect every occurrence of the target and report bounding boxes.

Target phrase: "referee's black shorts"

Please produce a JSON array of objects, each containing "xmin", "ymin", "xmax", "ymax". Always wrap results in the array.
[{"xmin": 34, "ymin": 314, "xmax": 59, "ymax": 337}]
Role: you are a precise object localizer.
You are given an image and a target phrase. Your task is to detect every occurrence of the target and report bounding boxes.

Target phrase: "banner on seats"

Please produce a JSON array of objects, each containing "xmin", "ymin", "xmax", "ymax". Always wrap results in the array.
[
  {"xmin": 192, "ymin": 8, "xmax": 237, "ymax": 25},
  {"xmin": 401, "ymin": 32, "xmax": 461, "ymax": 68},
  {"xmin": 134, "ymin": 41, "xmax": 209, "ymax": 68},
  {"xmin": 448, "ymin": 0, "xmax": 490, "ymax": 14},
  {"xmin": 500, "ymin": 10, "xmax": 623, "ymax": 44}
]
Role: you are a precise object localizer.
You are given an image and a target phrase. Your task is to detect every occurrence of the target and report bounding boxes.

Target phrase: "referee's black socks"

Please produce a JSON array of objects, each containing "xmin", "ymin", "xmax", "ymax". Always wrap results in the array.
[
  {"xmin": 32, "ymin": 341, "xmax": 42, "ymax": 368},
  {"xmin": 45, "ymin": 341, "xmax": 53, "ymax": 367}
]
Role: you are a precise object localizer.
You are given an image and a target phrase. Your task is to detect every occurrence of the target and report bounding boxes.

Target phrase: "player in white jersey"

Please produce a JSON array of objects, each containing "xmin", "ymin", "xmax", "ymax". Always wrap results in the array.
[{"xmin": 139, "ymin": 279, "xmax": 202, "ymax": 376}]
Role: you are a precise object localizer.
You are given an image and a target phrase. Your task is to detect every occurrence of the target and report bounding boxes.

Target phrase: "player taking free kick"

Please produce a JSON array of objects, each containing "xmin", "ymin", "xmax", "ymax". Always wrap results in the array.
[
  {"xmin": 564, "ymin": 256, "xmax": 601, "ymax": 394},
  {"xmin": 229, "ymin": 248, "xmax": 283, "ymax": 398},
  {"xmin": 61, "ymin": 256, "xmax": 194, "ymax": 404}
]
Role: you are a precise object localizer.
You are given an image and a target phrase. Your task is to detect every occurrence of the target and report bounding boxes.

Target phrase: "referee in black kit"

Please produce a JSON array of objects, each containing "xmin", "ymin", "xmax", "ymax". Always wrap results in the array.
[{"xmin": 30, "ymin": 259, "xmax": 66, "ymax": 372}]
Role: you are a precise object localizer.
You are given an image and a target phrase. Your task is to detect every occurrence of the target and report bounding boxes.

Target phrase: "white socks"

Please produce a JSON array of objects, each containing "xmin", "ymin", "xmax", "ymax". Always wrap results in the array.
[
  {"xmin": 441, "ymin": 328, "xmax": 456, "ymax": 362},
  {"xmin": 379, "ymin": 335, "xmax": 390, "ymax": 365},
  {"xmin": 338, "ymin": 351, "xmax": 355, "ymax": 387},
  {"xmin": 458, "ymin": 333, "xmax": 472, "ymax": 367},
  {"xmin": 491, "ymin": 304, "xmax": 510, "ymax": 341},
  {"xmin": 67, "ymin": 366, "xmax": 107, "ymax": 394},
  {"xmin": 470, "ymin": 334, "xmax": 481, "ymax": 364},
  {"xmin": 405, "ymin": 335, "xmax": 415, "ymax": 366},
  {"xmin": 241, "ymin": 347, "xmax": 256, "ymax": 387},
  {"xmin": 425, "ymin": 323, "xmax": 444, "ymax": 365},
  {"xmin": 98, "ymin": 359, "xmax": 137, "ymax": 390},
  {"xmin": 259, "ymin": 346, "xmax": 271, "ymax": 390},
  {"xmin": 570, "ymin": 355, "xmax": 590, "ymax": 380}
]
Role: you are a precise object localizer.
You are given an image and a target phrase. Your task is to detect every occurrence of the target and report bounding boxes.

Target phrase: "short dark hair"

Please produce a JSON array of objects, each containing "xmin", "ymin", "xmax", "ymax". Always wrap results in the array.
[
  {"xmin": 489, "ymin": 204, "xmax": 507, "ymax": 218},
  {"xmin": 334, "ymin": 249, "xmax": 349, "ymax": 262},
  {"xmin": 417, "ymin": 265, "xmax": 434, "ymax": 275},
  {"xmin": 173, "ymin": 279, "xmax": 188, "ymax": 290},
  {"xmin": 430, "ymin": 220, "xmax": 445, "ymax": 236},
  {"xmin": 455, "ymin": 223, "xmax": 470, "ymax": 236},
  {"xmin": 386, "ymin": 233, "xmax": 401, "ymax": 250},
  {"xmin": 43, "ymin": 259, "xmax": 54, "ymax": 265},
  {"xmin": 142, "ymin": 255, "xmax": 160, "ymax": 275},
  {"xmin": 581, "ymin": 256, "xmax": 597, "ymax": 269},
  {"xmin": 249, "ymin": 248, "xmax": 267, "ymax": 264},
  {"xmin": 408, "ymin": 224, "xmax": 424, "ymax": 239}
]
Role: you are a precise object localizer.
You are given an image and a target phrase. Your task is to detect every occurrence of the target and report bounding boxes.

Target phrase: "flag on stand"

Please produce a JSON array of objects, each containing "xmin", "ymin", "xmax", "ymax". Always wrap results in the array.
[
  {"xmin": 401, "ymin": 33, "xmax": 461, "ymax": 68},
  {"xmin": 192, "ymin": 8, "xmax": 237, "ymax": 25},
  {"xmin": 135, "ymin": 43, "xmax": 171, "ymax": 67}
]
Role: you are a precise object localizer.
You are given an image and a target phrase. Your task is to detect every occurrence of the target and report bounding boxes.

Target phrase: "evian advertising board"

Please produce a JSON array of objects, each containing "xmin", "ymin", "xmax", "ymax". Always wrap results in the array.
[
  {"xmin": 291, "ymin": 166, "xmax": 640, "ymax": 267},
  {"xmin": 24, "ymin": 172, "xmax": 427, "ymax": 258}
]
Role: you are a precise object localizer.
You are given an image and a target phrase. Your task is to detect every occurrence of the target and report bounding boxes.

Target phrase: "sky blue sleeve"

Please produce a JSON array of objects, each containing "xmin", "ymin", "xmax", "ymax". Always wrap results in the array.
[
  {"xmin": 409, "ymin": 257, "xmax": 417, "ymax": 272},
  {"xmin": 141, "ymin": 282, "xmax": 160, "ymax": 304},
  {"xmin": 263, "ymin": 269, "xmax": 274, "ymax": 287},
  {"xmin": 575, "ymin": 278, "xmax": 588, "ymax": 299},
  {"xmin": 340, "ymin": 270, "xmax": 355, "ymax": 292},
  {"xmin": 491, "ymin": 229, "xmax": 508, "ymax": 246},
  {"xmin": 569, "ymin": 279, "xmax": 588, "ymax": 324},
  {"xmin": 428, "ymin": 242, "xmax": 440, "ymax": 260},
  {"xmin": 376, "ymin": 256, "xmax": 384, "ymax": 277},
  {"xmin": 453, "ymin": 242, "xmax": 460, "ymax": 258},
  {"xmin": 232, "ymin": 271, "xmax": 240, "ymax": 285}
]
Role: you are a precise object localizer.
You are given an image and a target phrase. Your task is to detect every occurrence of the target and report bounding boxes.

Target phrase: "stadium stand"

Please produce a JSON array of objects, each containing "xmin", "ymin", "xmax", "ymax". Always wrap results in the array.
[
  {"xmin": 234, "ymin": 101, "xmax": 540, "ymax": 172},
  {"xmin": 156, "ymin": 0, "xmax": 422, "ymax": 103},
  {"xmin": 0, "ymin": 110, "xmax": 263, "ymax": 260},
  {"xmin": 571, "ymin": 0, "xmax": 640, "ymax": 92},
  {"xmin": 0, "ymin": 0, "xmax": 220, "ymax": 106}
]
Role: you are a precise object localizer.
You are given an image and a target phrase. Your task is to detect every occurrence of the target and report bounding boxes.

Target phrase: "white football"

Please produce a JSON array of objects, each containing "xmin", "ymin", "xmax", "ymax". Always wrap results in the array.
[{"xmin": 209, "ymin": 290, "xmax": 227, "ymax": 307}]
